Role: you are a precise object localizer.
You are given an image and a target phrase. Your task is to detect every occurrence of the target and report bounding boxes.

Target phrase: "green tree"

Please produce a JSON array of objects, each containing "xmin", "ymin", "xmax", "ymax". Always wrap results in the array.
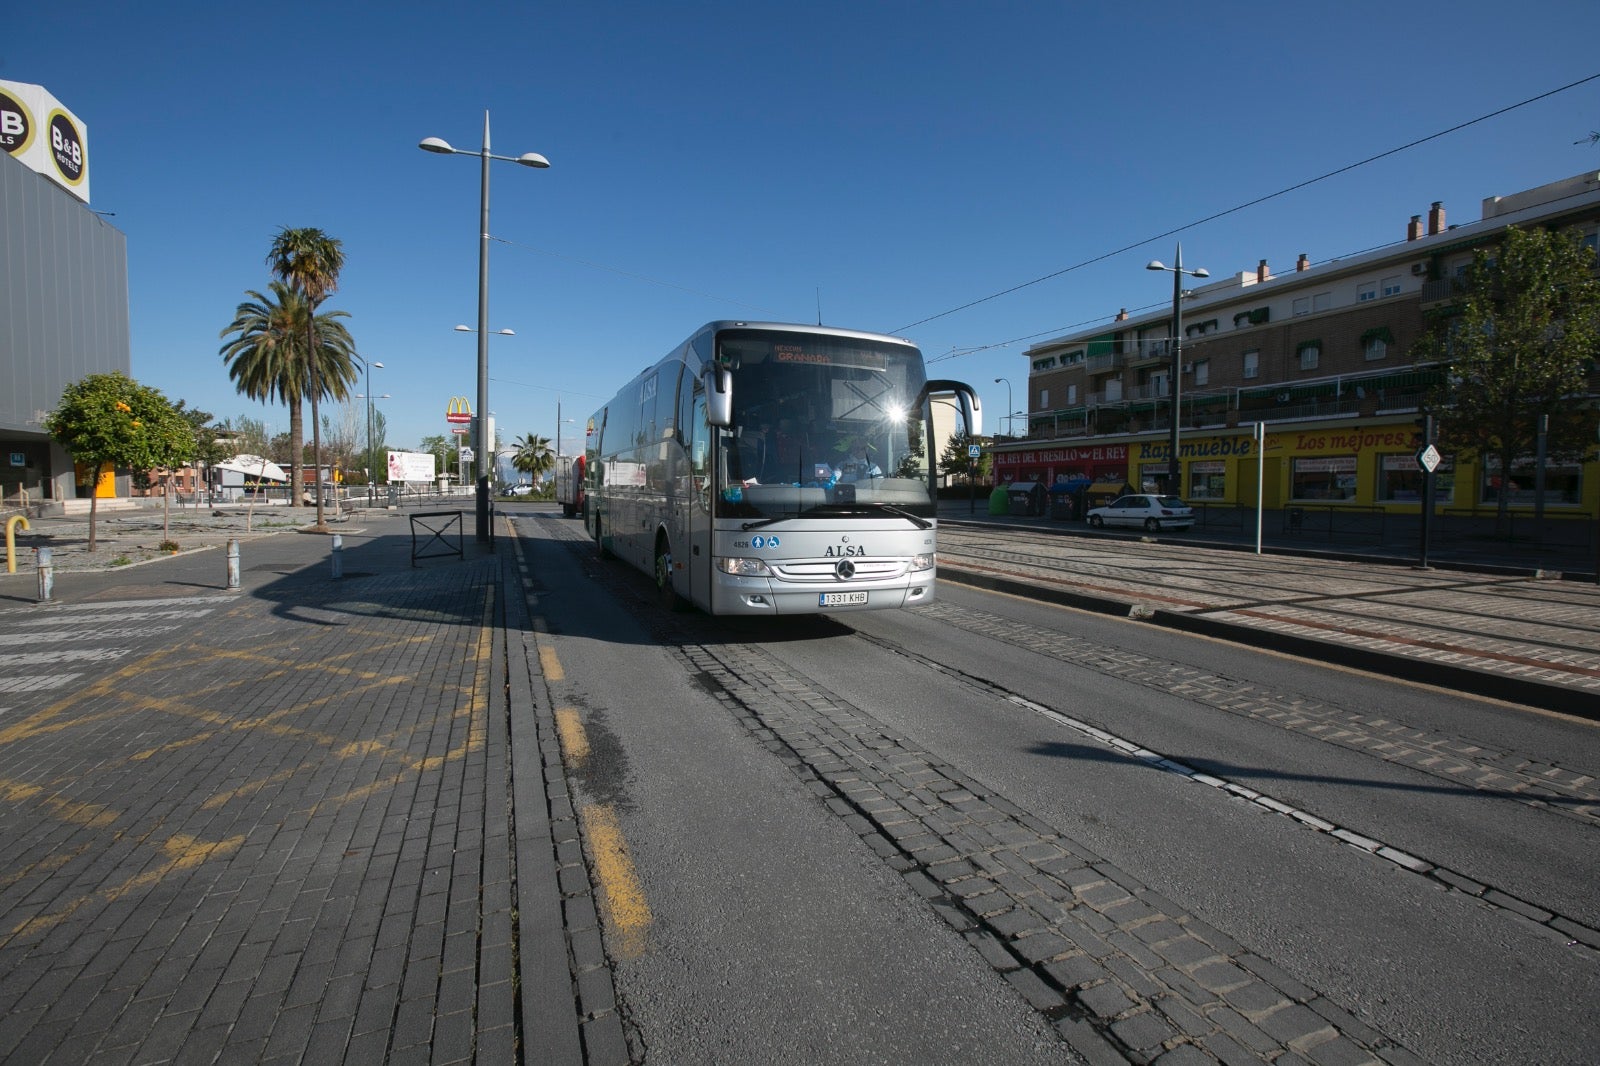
[
  {"xmin": 268, "ymin": 227, "xmax": 349, "ymax": 529},
  {"xmin": 939, "ymin": 430, "xmax": 992, "ymax": 486},
  {"xmin": 173, "ymin": 401, "xmax": 227, "ymax": 508},
  {"xmin": 1414, "ymin": 225, "xmax": 1600, "ymax": 533},
  {"xmin": 419, "ymin": 434, "xmax": 460, "ymax": 484},
  {"xmin": 218, "ymin": 282, "xmax": 357, "ymax": 506},
  {"xmin": 511, "ymin": 432, "xmax": 555, "ymax": 486},
  {"xmin": 45, "ymin": 372, "xmax": 195, "ymax": 550}
]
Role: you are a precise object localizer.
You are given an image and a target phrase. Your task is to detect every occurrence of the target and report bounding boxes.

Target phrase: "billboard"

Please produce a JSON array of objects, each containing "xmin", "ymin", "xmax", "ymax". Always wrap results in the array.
[
  {"xmin": 0, "ymin": 80, "xmax": 90, "ymax": 204},
  {"xmin": 387, "ymin": 450, "xmax": 438, "ymax": 483}
]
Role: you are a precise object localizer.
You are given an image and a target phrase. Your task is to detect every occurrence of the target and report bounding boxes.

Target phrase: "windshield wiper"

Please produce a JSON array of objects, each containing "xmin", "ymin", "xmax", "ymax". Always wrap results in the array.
[{"xmin": 743, "ymin": 503, "xmax": 931, "ymax": 531}]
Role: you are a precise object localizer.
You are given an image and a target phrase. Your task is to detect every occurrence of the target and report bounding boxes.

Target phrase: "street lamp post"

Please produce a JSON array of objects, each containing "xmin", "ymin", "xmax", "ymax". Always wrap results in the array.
[
  {"xmin": 994, "ymin": 378, "xmax": 1013, "ymax": 437},
  {"xmin": 421, "ymin": 112, "xmax": 550, "ymax": 542},
  {"xmin": 363, "ymin": 360, "xmax": 384, "ymax": 502},
  {"xmin": 1146, "ymin": 244, "xmax": 1209, "ymax": 497}
]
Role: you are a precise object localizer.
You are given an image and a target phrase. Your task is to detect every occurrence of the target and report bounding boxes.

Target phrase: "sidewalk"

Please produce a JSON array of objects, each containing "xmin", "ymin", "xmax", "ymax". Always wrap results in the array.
[{"xmin": 0, "ymin": 509, "xmax": 595, "ymax": 1064}]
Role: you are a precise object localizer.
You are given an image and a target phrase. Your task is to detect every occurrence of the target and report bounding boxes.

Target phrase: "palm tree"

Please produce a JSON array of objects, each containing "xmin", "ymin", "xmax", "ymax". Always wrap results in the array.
[
  {"xmin": 512, "ymin": 432, "xmax": 556, "ymax": 486},
  {"xmin": 218, "ymin": 282, "xmax": 358, "ymax": 503},
  {"xmin": 268, "ymin": 227, "xmax": 347, "ymax": 529}
]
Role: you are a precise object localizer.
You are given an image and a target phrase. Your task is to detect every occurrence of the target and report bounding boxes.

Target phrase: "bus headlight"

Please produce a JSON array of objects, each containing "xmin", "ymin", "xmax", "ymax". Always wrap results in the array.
[
  {"xmin": 911, "ymin": 552, "xmax": 935, "ymax": 572},
  {"xmin": 717, "ymin": 557, "xmax": 772, "ymax": 577}
]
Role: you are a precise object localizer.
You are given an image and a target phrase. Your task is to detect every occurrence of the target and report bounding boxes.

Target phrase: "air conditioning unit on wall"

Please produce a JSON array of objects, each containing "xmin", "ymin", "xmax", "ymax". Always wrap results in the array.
[
  {"xmin": 1182, "ymin": 363, "xmax": 1193, "ymax": 373},
  {"xmin": 1411, "ymin": 262, "xmax": 1427, "ymax": 275}
]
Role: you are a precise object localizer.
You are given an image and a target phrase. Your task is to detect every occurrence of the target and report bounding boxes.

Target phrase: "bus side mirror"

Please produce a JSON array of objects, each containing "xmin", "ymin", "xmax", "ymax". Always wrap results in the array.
[{"xmin": 704, "ymin": 365, "xmax": 733, "ymax": 427}]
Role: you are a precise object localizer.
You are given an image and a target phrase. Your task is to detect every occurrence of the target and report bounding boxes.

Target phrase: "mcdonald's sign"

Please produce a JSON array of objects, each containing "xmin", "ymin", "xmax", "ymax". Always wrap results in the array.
[{"xmin": 445, "ymin": 396, "xmax": 473, "ymax": 425}]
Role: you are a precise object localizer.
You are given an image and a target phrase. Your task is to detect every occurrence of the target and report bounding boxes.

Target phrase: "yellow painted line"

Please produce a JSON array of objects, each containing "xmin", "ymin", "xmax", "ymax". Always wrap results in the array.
[
  {"xmin": 539, "ymin": 644, "xmax": 564, "ymax": 682},
  {"xmin": 554, "ymin": 708, "xmax": 590, "ymax": 764},
  {"xmin": 580, "ymin": 803, "xmax": 652, "ymax": 958},
  {"xmin": 7, "ymin": 831, "xmax": 245, "ymax": 943},
  {"xmin": 0, "ymin": 778, "xmax": 119, "ymax": 829}
]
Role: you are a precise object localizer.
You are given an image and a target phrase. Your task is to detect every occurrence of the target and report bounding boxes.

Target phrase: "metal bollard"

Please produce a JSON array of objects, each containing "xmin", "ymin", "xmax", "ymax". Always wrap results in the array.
[
  {"xmin": 331, "ymin": 533, "xmax": 343, "ymax": 579},
  {"xmin": 226, "ymin": 539, "xmax": 240, "ymax": 590},
  {"xmin": 37, "ymin": 546, "xmax": 53, "ymax": 603}
]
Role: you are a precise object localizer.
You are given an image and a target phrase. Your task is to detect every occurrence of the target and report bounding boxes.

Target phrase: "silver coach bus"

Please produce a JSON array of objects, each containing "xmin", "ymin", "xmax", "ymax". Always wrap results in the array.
[{"xmin": 583, "ymin": 321, "xmax": 980, "ymax": 615}]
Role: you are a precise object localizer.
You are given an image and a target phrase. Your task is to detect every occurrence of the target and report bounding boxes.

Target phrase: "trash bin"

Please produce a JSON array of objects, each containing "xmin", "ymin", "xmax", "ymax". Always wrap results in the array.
[
  {"xmin": 1048, "ymin": 484, "xmax": 1075, "ymax": 520},
  {"xmin": 988, "ymin": 485, "xmax": 1010, "ymax": 516},
  {"xmin": 1007, "ymin": 481, "xmax": 1045, "ymax": 517},
  {"xmin": 1287, "ymin": 507, "xmax": 1305, "ymax": 532}
]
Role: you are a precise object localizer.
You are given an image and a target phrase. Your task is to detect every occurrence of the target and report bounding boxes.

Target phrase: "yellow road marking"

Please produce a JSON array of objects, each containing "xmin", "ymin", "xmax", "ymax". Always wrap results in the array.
[
  {"xmin": 554, "ymin": 707, "xmax": 589, "ymax": 763},
  {"xmin": 539, "ymin": 644, "xmax": 564, "ymax": 681},
  {"xmin": 580, "ymin": 803, "xmax": 652, "ymax": 958},
  {"xmin": 1, "ymin": 585, "xmax": 502, "ymax": 945},
  {"xmin": 7, "ymin": 832, "xmax": 245, "ymax": 942}
]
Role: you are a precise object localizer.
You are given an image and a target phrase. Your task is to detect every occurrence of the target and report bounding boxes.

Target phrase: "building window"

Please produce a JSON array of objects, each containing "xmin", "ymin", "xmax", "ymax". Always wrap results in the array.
[
  {"xmin": 1294, "ymin": 292, "xmax": 1332, "ymax": 316},
  {"xmin": 1297, "ymin": 342, "xmax": 1320, "ymax": 371},
  {"xmin": 1365, "ymin": 337, "xmax": 1387, "ymax": 361},
  {"xmin": 1192, "ymin": 359, "xmax": 1209, "ymax": 385},
  {"xmin": 1379, "ymin": 454, "xmax": 1453, "ymax": 504},
  {"xmin": 1189, "ymin": 460, "xmax": 1226, "ymax": 500},
  {"xmin": 1292, "ymin": 456, "xmax": 1358, "ymax": 500},
  {"xmin": 1481, "ymin": 460, "xmax": 1583, "ymax": 507},
  {"xmin": 1358, "ymin": 281, "xmax": 1377, "ymax": 302},
  {"xmin": 1242, "ymin": 350, "xmax": 1259, "ymax": 379},
  {"xmin": 1067, "ymin": 384, "xmax": 1077, "ymax": 405},
  {"xmin": 1381, "ymin": 276, "xmax": 1403, "ymax": 298},
  {"xmin": 1038, "ymin": 389, "xmax": 1048, "ymax": 409}
]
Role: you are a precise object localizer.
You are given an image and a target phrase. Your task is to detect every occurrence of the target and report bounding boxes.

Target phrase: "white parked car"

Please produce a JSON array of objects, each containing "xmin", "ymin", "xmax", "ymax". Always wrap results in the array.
[{"xmin": 1086, "ymin": 494, "xmax": 1194, "ymax": 532}]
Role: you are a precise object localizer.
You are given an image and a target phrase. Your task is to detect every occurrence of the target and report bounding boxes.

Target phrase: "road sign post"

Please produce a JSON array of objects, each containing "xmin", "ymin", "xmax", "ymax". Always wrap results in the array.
[{"xmin": 1416, "ymin": 417, "xmax": 1438, "ymax": 570}]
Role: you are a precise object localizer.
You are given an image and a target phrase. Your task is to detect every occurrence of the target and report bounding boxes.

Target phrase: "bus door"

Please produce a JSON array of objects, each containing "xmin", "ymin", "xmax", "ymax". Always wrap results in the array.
[{"xmin": 686, "ymin": 391, "xmax": 714, "ymax": 608}]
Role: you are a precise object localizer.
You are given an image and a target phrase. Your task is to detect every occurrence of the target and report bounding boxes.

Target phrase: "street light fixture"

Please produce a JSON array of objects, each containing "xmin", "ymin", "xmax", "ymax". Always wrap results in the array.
[
  {"xmin": 1146, "ymin": 244, "xmax": 1209, "ymax": 497},
  {"xmin": 421, "ymin": 111, "xmax": 550, "ymax": 542},
  {"xmin": 363, "ymin": 359, "xmax": 384, "ymax": 502},
  {"xmin": 994, "ymin": 377, "xmax": 1012, "ymax": 437}
]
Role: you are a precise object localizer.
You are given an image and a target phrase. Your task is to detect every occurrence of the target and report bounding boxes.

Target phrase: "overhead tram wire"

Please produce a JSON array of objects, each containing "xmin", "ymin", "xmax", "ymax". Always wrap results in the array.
[
  {"xmin": 926, "ymin": 168, "xmax": 1600, "ymax": 368},
  {"xmin": 893, "ymin": 71, "xmax": 1600, "ymax": 335},
  {"xmin": 489, "ymin": 235, "xmax": 787, "ymax": 318}
]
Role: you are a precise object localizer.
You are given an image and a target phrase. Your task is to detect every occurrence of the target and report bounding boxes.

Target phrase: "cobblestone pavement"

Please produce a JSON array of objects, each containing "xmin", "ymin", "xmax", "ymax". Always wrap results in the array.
[{"xmin": 0, "ymin": 512, "xmax": 567, "ymax": 1064}]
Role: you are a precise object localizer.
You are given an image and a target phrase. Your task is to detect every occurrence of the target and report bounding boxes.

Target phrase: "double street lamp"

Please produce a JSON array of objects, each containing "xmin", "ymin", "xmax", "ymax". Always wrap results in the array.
[
  {"xmin": 1146, "ymin": 244, "xmax": 1209, "ymax": 497},
  {"xmin": 420, "ymin": 111, "xmax": 550, "ymax": 542}
]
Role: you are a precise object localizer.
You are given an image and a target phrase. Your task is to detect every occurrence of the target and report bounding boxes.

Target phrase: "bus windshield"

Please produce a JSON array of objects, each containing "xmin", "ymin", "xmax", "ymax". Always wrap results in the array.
[{"xmin": 712, "ymin": 328, "xmax": 934, "ymax": 522}]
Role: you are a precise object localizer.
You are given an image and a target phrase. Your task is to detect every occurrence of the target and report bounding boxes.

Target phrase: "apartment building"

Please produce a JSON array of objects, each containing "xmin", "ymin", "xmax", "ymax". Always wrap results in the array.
[{"xmin": 994, "ymin": 171, "xmax": 1600, "ymax": 519}]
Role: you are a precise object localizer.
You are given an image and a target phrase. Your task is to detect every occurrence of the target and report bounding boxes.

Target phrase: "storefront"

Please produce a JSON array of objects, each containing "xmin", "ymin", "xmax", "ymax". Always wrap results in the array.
[{"xmin": 992, "ymin": 417, "xmax": 1596, "ymax": 517}]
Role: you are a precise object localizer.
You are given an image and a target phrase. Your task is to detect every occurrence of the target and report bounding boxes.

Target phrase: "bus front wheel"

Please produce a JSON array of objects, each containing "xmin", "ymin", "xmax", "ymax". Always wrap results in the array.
[{"xmin": 655, "ymin": 535, "xmax": 686, "ymax": 612}]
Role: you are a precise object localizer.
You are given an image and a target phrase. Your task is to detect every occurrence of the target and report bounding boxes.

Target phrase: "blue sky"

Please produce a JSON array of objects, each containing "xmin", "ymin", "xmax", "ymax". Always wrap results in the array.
[{"xmin": 8, "ymin": 2, "xmax": 1600, "ymax": 456}]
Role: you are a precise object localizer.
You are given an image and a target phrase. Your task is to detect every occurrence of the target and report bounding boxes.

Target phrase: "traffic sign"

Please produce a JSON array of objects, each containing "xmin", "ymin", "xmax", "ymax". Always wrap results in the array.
[
  {"xmin": 968, "ymin": 444, "xmax": 982, "ymax": 459},
  {"xmin": 1416, "ymin": 444, "xmax": 1441, "ymax": 473}
]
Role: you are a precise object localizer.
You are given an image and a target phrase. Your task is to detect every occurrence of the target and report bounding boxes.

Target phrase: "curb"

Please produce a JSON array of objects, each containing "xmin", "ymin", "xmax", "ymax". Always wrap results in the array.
[{"xmin": 938, "ymin": 564, "xmax": 1599, "ymax": 723}]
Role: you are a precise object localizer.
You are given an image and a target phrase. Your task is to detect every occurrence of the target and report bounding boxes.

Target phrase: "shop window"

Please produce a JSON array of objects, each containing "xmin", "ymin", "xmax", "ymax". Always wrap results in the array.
[
  {"xmin": 1188, "ymin": 460, "xmax": 1226, "ymax": 500},
  {"xmin": 1291, "ymin": 456, "xmax": 1358, "ymax": 500},
  {"xmin": 1379, "ymin": 454, "xmax": 1453, "ymax": 504},
  {"xmin": 1481, "ymin": 460, "xmax": 1583, "ymax": 507}
]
